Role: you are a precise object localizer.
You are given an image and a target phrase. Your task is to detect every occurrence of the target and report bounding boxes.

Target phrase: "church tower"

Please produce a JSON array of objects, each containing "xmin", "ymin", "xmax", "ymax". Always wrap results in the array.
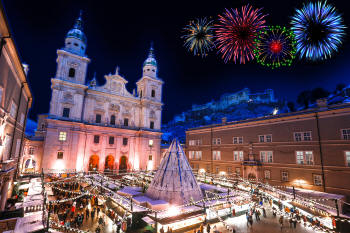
[
  {"xmin": 49, "ymin": 12, "xmax": 90, "ymax": 120},
  {"xmin": 136, "ymin": 44, "xmax": 163, "ymax": 130}
]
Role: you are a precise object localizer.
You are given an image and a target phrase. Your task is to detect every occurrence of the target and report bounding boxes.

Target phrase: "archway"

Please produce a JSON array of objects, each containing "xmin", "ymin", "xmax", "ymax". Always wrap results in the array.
[
  {"xmin": 23, "ymin": 159, "xmax": 36, "ymax": 173},
  {"xmin": 119, "ymin": 156, "xmax": 128, "ymax": 173},
  {"xmin": 248, "ymin": 173, "xmax": 256, "ymax": 180},
  {"xmin": 88, "ymin": 155, "xmax": 99, "ymax": 171},
  {"xmin": 105, "ymin": 155, "xmax": 115, "ymax": 172}
]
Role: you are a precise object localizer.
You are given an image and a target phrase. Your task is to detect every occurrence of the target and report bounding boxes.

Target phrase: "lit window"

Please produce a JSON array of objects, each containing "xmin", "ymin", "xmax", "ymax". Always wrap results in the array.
[
  {"xmin": 189, "ymin": 151, "xmax": 195, "ymax": 159},
  {"xmin": 57, "ymin": 152, "xmax": 64, "ymax": 159},
  {"xmin": 59, "ymin": 132, "xmax": 67, "ymax": 141},
  {"xmin": 264, "ymin": 170, "xmax": 271, "ymax": 179},
  {"xmin": 10, "ymin": 101, "xmax": 17, "ymax": 118},
  {"xmin": 233, "ymin": 137, "xmax": 243, "ymax": 144},
  {"xmin": 260, "ymin": 151, "xmax": 273, "ymax": 163},
  {"xmin": 281, "ymin": 171, "xmax": 288, "ymax": 181},
  {"xmin": 233, "ymin": 151, "xmax": 243, "ymax": 161},
  {"xmin": 189, "ymin": 139, "xmax": 202, "ymax": 146},
  {"xmin": 109, "ymin": 136, "xmax": 114, "ymax": 145},
  {"xmin": 62, "ymin": 108, "xmax": 70, "ymax": 118},
  {"xmin": 212, "ymin": 151, "xmax": 221, "ymax": 160},
  {"xmin": 313, "ymin": 174, "xmax": 323, "ymax": 186},
  {"xmin": 149, "ymin": 139, "xmax": 154, "ymax": 146},
  {"xmin": 346, "ymin": 152, "xmax": 350, "ymax": 167},
  {"xmin": 342, "ymin": 129, "xmax": 350, "ymax": 140},
  {"xmin": 296, "ymin": 151, "xmax": 313, "ymax": 165},
  {"xmin": 195, "ymin": 151, "xmax": 202, "ymax": 160},
  {"xmin": 94, "ymin": 135, "xmax": 100, "ymax": 144}
]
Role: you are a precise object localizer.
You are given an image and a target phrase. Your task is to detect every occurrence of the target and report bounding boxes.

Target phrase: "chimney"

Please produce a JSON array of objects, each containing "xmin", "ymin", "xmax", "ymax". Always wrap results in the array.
[
  {"xmin": 316, "ymin": 98, "xmax": 328, "ymax": 109},
  {"xmin": 222, "ymin": 117, "xmax": 227, "ymax": 125}
]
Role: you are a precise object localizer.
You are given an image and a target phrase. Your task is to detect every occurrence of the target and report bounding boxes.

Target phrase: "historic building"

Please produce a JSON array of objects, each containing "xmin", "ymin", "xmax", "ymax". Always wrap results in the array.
[
  {"xmin": 0, "ymin": 4, "xmax": 33, "ymax": 211},
  {"xmin": 186, "ymin": 101, "xmax": 350, "ymax": 200},
  {"xmin": 22, "ymin": 13, "xmax": 163, "ymax": 173},
  {"xmin": 191, "ymin": 88, "xmax": 275, "ymax": 112}
]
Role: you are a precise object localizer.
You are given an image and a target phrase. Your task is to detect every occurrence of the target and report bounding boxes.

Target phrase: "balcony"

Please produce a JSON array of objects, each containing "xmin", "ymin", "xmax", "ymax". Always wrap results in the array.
[{"xmin": 47, "ymin": 115, "xmax": 161, "ymax": 132}]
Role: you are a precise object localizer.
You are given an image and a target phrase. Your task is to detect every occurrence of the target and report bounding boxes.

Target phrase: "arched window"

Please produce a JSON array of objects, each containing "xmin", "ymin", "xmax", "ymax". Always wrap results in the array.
[
  {"xmin": 68, "ymin": 68, "xmax": 75, "ymax": 78},
  {"xmin": 151, "ymin": 90, "xmax": 155, "ymax": 97},
  {"xmin": 110, "ymin": 115, "xmax": 116, "ymax": 125}
]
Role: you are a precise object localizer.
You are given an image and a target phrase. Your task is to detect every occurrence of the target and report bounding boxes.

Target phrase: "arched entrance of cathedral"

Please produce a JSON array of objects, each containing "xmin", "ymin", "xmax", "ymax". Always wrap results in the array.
[
  {"xmin": 248, "ymin": 173, "xmax": 256, "ymax": 181},
  {"xmin": 88, "ymin": 155, "xmax": 99, "ymax": 171},
  {"xmin": 23, "ymin": 159, "xmax": 36, "ymax": 173},
  {"xmin": 104, "ymin": 155, "xmax": 114, "ymax": 173},
  {"xmin": 119, "ymin": 156, "xmax": 128, "ymax": 173}
]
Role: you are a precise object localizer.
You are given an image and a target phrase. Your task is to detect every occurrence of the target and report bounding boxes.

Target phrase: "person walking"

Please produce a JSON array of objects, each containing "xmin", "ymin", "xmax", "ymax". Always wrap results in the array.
[
  {"xmin": 160, "ymin": 226, "xmax": 165, "ymax": 233},
  {"xmin": 206, "ymin": 223, "xmax": 211, "ymax": 233},
  {"xmin": 279, "ymin": 216, "xmax": 284, "ymax": 230},
  {"xmin": 289, "ymin": 218, "xmax": 293, "ymax": 228},
  {"xmin": 262, "ymin": 207, "xmax": 267, "ymax": 217},
  {"xmin": 200, "ymin": 223, "xmax": 204, "ymax": 233},
  {"xmin": 293, "ymin": 217, "xmax": 297, "ymax": 228},
  {"xmin": 249, "ymin": 214, "xmax": 253, "ymax": 227},
  {"xmin": 86, "ymin": 208, "xmax": 90, "ymax": 219}
]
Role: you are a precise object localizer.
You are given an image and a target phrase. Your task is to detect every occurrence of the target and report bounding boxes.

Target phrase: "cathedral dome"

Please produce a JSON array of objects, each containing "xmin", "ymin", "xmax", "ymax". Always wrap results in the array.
[
  {"xmin": 67, "ymin": 28, "xmax": 87, "ymax": 44},
  {"xmin": 66, "ymin": 11, "xmax": 87, "ymax": 45},
  {"xmin": 143, "ymin": 45, "xmax": 157, "ymax": 67}
]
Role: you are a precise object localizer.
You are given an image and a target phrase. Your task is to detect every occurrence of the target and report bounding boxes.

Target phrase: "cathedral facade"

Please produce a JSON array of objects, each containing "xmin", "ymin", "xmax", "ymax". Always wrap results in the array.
[{"xmin": 21, "ymin": 13, "xmax": 163, "ymax": 173}]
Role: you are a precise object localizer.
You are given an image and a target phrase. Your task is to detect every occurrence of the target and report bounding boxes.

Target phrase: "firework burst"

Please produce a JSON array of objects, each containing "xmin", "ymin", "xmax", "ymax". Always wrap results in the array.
[
  {"xmin": 215, "ymin": 5, "xmax": 267, "ymax": 64},
  {"xmin": 290, "ymin": 1, "xmax": 346, "ymax": 60},
  {"xmin": 254, "ymin": 26, "xmax": 297, "ymax": 69},
  {"xmin": 182, "ymin": 17, "xmax": 215, "ymax": 57}
]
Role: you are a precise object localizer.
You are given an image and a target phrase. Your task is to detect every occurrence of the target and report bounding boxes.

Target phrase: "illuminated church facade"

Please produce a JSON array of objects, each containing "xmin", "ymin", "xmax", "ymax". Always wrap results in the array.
[{"xmin": 21, "ymin": 13, "xmax": 163, "ymax": 173}]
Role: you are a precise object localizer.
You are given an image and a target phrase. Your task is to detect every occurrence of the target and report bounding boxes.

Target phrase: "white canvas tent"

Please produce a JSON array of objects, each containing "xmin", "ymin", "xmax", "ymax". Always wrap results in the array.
[{"xmin": 146, "ymin": 139, "xmax": 203, "ymax": 205}]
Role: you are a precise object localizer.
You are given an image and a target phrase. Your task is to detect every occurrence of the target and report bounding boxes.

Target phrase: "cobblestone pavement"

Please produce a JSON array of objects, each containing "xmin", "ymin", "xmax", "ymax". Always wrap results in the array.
[
  {"xmin": 79, "ymin": 211, "xmax": 119, "ymax": 233},
  {"xmin": 187, "ymin": 206, "xmax": 326, "ymax": 233}
]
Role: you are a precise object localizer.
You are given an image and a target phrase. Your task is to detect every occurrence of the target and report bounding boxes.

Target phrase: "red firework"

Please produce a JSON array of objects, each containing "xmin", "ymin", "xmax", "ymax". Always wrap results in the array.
[{"xmin": 215, "ymin": 5, "xmax": 267, "ymax": 64}]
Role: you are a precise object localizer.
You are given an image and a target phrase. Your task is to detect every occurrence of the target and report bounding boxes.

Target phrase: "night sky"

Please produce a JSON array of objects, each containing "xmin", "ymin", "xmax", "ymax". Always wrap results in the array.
[{"xmin": 2, "ymin": 0, "xmax": 350, "ymax": 123}]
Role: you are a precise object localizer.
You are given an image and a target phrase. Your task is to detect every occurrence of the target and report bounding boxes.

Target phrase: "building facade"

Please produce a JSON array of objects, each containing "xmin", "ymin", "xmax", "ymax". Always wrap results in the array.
[
  {"xmin": 23, "ymin": 13, "xmax": 163, "ymax": 174},
  {"xmin": 0, "ymin": 4, "xmax": 32, "ymax": 211},
  {"xmin": 186, "ymin": 102, "xmax": 350, "ymax": 200}
]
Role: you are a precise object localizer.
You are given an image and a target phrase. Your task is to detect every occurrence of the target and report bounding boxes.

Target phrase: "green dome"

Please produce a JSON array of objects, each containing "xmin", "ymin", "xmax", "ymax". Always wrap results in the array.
[
  {"xmin": 143, "ymin": 45, "xmax": 157, "ymax": 67},
  {"xmin": 66, "ymin": 11, "xmax": 87, "ymax": 44},
  {"xmin": 67, "ymin": 28, "xmax": 87, "ymax": 44}
]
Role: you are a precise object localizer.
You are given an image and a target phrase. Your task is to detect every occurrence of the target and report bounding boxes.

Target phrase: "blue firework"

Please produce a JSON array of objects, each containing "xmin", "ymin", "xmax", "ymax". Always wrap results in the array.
[
  {"xmin": 290, "ymin": 1, "xmax": 346, "ymax": 60},
  {"xmin": 182, "ymin": 17, "xmax": 215, "ymax": 58}
]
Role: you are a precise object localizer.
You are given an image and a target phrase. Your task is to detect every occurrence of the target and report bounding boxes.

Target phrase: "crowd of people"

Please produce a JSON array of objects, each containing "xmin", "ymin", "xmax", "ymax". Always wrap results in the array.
[{"xmin": 48, "ymin": 180, "xmax": 124, "ymax": 233}]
